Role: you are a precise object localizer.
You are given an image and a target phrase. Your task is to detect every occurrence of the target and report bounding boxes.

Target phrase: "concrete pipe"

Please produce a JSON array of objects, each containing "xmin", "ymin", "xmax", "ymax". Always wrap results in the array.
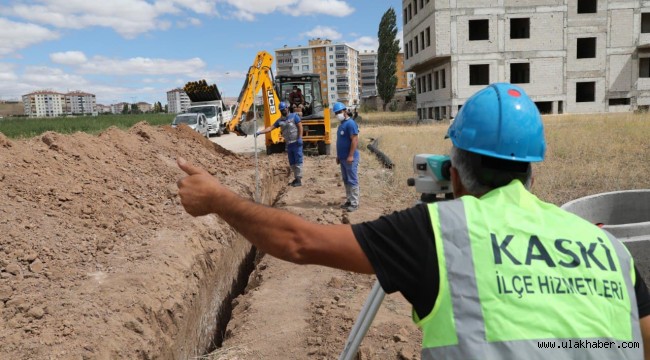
[
  {"xmin": 562, "ymin": 190, "xmax": 650, "ymax": 283},
  {"xmin": 561, "ymin": 190, "xmax": 650, "ymax": 242}
]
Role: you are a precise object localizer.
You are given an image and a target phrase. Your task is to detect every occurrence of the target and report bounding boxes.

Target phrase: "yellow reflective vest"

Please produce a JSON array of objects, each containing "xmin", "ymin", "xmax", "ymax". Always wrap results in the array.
[{"xmin": 417, "ymin": 180, "xmax": 642, "ymax": 360}]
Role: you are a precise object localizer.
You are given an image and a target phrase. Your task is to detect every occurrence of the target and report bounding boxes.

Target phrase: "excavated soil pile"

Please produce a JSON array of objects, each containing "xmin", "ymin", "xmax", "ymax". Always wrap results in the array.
[
  {"xmin": 0, "ymin": 123, "xmax": 279, "ymax": 359},
  {"xmin": 0, "ymin": 123, "xmax": 423, "ymax": 360}
]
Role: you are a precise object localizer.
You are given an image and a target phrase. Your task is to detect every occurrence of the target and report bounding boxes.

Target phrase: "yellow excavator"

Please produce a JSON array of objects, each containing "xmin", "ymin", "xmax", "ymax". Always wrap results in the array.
[{"xmin": 227, "ymin": 51, "xmax": 331, "ymax": 155}]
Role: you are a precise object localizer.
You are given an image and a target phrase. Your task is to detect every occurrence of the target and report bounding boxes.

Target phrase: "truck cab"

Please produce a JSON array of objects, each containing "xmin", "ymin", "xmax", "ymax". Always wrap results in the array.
[{"xmin": 187, "ymin": 100, "xmax": 232, "ymax": 137}]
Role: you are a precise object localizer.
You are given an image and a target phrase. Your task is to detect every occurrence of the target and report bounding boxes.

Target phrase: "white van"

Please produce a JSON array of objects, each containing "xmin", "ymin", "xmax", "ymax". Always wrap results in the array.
[{"xmin": 171, "ymin": 113, "xmax": 209, "ymax": 138}]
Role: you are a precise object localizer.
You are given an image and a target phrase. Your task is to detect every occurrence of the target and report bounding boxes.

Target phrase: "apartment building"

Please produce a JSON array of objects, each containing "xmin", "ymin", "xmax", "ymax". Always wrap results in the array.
[
  {"xmin": 22, "ymin": 90, "xmax": 97, "ymax": 118},
  {"xmin": 167, "ymin": 88, "xmax": 191, "ymax": 114},
  {"xmin": 96, "ymin": 104, "xmax": 111, "ymax": 114},
  {"xmin": 111, "ymin": 102, "xmax": 129, "ymax": 114},
  {"xmin": 137, "ymin": 102, "xmax": 152, "ymax": 113},
  {"xmin": 359, "ymin": 50, "xmax": 414, "ymax": 98},
  {"xmin": 403, "ymin": 0, "xmax": 650, "ymax": 120},
  {"xmin": 23, "ymin": 91, "xmax": 66, "ymax": 118},
  {"xmin": 65, "ymin": 91, "xmax": 96, "ymax": 115},
  {"xmin": 275, "ymin": 38, "xmax": 360, "ymax": 107}
]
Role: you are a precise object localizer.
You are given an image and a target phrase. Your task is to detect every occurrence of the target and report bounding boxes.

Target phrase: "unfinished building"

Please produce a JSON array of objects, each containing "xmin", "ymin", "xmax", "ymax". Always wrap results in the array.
[{"xmin": 403, "ymin": 0, "xmax": 650, "ymax": 120}]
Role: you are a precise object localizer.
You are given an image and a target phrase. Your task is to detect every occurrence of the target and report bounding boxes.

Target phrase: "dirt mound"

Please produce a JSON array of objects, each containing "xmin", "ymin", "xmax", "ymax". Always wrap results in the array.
[
  {"xmin": 0, "ymin": 122, "xmax": 422, "ymax": 359},
  {"xmin": 0, "ymin": 123, "xmax": 267, "ymax": 359}
]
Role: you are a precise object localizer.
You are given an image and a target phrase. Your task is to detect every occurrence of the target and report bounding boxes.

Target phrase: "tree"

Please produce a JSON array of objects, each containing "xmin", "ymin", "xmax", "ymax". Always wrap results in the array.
[
  {"xmin": 408, "ymin": 78, "xmax": 416, "ymax": 102},
  {"xmin": 377, "ymin": 7, "xmax": 400, "ymax": 111},
  {"xmin": 122, "ymin": 103, "xmax": 129, "ymax": 114},
  {"xmin": 131, "ymin": 103, "xmax": 139, "ymax": 114},
  {"xmin": 164, "ymin": 104, "xmax": 168, "ymax": 113}
]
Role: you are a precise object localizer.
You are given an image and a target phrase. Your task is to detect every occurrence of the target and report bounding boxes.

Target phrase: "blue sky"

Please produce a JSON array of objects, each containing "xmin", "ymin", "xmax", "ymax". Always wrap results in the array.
[{"xmin": 0, "ymin": 0, "xmax": 403, "ymax": 105}]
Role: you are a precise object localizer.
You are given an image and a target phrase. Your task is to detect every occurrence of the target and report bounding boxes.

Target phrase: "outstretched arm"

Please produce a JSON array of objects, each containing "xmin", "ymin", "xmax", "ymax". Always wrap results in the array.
[{"xmin": 176, "ymin": 157, "xmax": 374, "ymax": 273}]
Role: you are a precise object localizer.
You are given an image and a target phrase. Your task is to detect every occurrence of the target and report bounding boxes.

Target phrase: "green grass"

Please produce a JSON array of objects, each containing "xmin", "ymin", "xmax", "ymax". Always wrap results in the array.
[{"xmin": 0, "ymin": 113, "xmax": 175, "ymax": 139}]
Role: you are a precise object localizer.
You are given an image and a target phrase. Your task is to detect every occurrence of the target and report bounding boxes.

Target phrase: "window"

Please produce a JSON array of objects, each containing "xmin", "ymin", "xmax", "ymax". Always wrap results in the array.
[
  {"xmin": 434, "ymin": 72, "xmax": 439, "ymax": 90},
  {"xmin": 609, "ymin": 98, "xmax": 630, "ymax": 106},
  {"xmin": 330, "ymin": 71, "xmax": 334, "ymax": 75},
  {"xmin": 301, "ymin": 49, "xmax": 308, "ymax": 55},
  {"xmin": 577, "ymin": 37, "xmax": 596, "ymax": 59},
  {"xmin": 420, "ymin": 31, "xmax": 425, "ymax": 50},
  {"xmin": 293, "ymin": 59, "xmax": 299, "ymax": 64},
  {"xmin": 413, "ymin": 0, "xmax": 417, "ymax": 15},
  {"xmin": 408, "ymin": 4, "xmax": 412, "ymax": 20},
  {"xmin": 510, "ymin": 18, "xmax": 530, "ymax": 39},
  {"xmin": 640, "ymin": 58, "xmax": 650, "ymax": 78},
  {"xmin": 535, "ymin": 102, "xmax": 553, "ymax": 115},
  {"xmin": 642, "ymin": 13, "xmax": 650, "ymax": 33},
  {"xmin": 404, "ymin": 8, "xmax": 408, "ymax": 25},
  {"xmin": 302, "ymin": 57, "xmax": 309, "ymax": 63},
  {"xmin": 576, "ymin": 82, "xmax": 595, "ymax": 102},
  {"xmin": 469, "ymin": 19, "xmax": 489, "ymax": 41},
  {"xmin": 405, "ymin": 43, "xmax": 409, "ymax": 59},
  {"xmin": 409, "ymin": 40, "xmax": 413, "ymax": 57},
  {"xmin": 427, "ymin": 73, "xmax": 432, "ymax": 91},
  {"xmin": 417, "ymin": 77, "xmax": 422, "ymax": 94},
  {"xmin": 331, "ymin": 87, "xmax": 336, "ymax": 91},
  {"xmin": 469, "ymin": 64, "xmax": 490, "ymax": 85},
  {"xmin": 331, "ymin": 79, "xmax": 335, "ymax": 83},
  {"xmin": 420, "ymin": 0, "xmax": 424, "ymax": 9},
  {"xmin": 329, "ymin": 55, "xmax": 334, "ymax": 59},
  {"xmin": 426, "ymin": 27, "xmax": 431, "ymax": 46},
  {"xmin": 415, "ymin": 35, "xmax": 419, "ymax": 53},
  {"xmin": 302, "ymin": 65, "xmax": 309, "ymax": 71},
  {"xmin": 510, "ymin": 63, "xmax": 530, "ymax": 84},
  {"xmin": 441, "ymin": 69, "xmax": 446, "ymax": 88},
  {"xmin": 577, "ymin": 0, "xmax": 597, "ymax": 14}
]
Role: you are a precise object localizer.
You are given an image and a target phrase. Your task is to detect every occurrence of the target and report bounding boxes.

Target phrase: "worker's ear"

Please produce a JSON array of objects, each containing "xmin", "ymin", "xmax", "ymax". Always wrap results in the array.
[{"xmin": 450, "ymin": 166, "xmax": 465, "ymax": 198}]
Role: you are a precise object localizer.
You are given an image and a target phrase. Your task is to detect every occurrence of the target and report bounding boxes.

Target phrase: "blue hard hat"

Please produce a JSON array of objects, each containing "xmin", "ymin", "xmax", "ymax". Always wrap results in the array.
[
  {"xmin": 332, "ymin": 102, "xmax": 346, "ymax": 113},
  {"xmin": 446, "ymin": 83, "xmax": 546, "ymax": 162},
  {"xmin": 279, "ymin": 101, "xmax": 288, "ymax": 111}
]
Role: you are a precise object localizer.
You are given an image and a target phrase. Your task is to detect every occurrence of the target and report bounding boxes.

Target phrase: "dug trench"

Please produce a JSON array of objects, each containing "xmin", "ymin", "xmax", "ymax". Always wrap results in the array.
[{"xmin": 0, "ymin": 123, "xmax": 422, "ymax": 359}]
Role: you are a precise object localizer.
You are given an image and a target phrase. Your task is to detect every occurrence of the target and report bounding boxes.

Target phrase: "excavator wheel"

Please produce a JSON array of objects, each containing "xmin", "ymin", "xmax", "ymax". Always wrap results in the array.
[
  {"xmin": 317, "ymin": 141, "xmax": 331, "ymax": 156},
  {"xmin": 266, "ymin": 143, "xmax": 285, "ymax": 155}
]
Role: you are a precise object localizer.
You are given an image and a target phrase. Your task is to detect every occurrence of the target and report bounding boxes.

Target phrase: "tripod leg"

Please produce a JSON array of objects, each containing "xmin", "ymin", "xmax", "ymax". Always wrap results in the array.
[{"xmin": 338, "ymin": 280, "xmax": 386, "ymax": 360}]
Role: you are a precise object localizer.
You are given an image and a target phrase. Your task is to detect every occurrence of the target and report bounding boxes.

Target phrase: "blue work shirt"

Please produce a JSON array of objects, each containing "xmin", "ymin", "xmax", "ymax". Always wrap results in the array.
[{"xmin": 336, "ymin": 118, "xmax": 359, "ymax": 160}]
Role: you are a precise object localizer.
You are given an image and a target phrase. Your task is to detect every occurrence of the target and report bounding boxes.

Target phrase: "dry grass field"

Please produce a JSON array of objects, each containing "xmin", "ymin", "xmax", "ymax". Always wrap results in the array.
[{"xmin": 356, "ymin": 112, "xmax": 650, "ymax": 208}]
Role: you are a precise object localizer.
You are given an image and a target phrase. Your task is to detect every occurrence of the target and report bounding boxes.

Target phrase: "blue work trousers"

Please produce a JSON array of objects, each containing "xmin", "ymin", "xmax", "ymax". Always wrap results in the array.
[
  {"xmin": 339, "ymin": 158, "xmax": 359, "ymax": 186},
  {"xmin": 286, "ymin": 141, "xmax": 303, "ymax": 166}
]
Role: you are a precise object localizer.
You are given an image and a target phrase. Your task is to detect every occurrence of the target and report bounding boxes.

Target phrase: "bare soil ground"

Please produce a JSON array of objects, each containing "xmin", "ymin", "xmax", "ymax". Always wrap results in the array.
[{"xmin": 0, "ymin": 123, "xmax": 422, "ymax": 359}]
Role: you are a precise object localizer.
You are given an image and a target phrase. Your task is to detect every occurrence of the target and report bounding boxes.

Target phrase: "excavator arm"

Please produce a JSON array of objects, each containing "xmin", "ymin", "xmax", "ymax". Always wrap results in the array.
[{"xmin": 228, "ymin": 51, "xmax": 282, "ymax": 137}]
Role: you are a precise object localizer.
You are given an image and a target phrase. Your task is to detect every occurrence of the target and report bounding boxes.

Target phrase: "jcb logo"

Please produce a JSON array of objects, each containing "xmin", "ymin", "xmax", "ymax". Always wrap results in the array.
[{"xmin": 267, "ymin": 90, "xmax": 276, "ymax": 114}]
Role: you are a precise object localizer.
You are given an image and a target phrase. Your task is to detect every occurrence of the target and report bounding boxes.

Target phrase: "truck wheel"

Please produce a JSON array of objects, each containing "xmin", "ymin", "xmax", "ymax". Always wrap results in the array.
[
  {"xmin": 317, "ymin": 141, "xmax": 331, "ymax": 155},
  {"xmin": 216, "ymin": 126, "xmax": 223, "ymax": 137}
]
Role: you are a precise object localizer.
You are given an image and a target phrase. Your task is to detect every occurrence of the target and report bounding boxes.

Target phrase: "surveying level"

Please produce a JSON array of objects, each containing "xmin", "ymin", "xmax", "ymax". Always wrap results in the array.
[
  {"xmin": 339, "ymin": 154, "xmax": 454, "ymax": 360},
  {"xmin": 406, "ymin": 154, "xmax": 454, "ymax": 202}
]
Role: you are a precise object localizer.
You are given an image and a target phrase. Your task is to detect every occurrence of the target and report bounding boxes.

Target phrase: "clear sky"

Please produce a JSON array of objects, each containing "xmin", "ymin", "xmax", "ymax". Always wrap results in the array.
[{"xmin": 0, "ymin": 0, "xmax": 403, "ymax": 105}]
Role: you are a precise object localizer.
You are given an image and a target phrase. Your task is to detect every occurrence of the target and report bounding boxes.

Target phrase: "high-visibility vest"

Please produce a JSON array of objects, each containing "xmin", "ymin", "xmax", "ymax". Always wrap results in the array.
[{"xmin": 417, "ymin": 180, "xmax": 642, "ymax": 360}]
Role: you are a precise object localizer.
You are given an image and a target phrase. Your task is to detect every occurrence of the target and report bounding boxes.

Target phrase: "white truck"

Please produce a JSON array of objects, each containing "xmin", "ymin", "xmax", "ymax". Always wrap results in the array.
[{"xmin": 186, "ymin": 100, "xmax": 233, "ymax": 137}]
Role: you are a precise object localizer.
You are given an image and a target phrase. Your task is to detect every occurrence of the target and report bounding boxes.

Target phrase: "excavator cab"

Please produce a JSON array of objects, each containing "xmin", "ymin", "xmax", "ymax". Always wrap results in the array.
[
  {"xmin": 276, "ymin": 74, "xmax": 331, "ymax": 155},
  {"xmin": 277, "ymin": 74, "xmax": 324, "ymax": 119}
]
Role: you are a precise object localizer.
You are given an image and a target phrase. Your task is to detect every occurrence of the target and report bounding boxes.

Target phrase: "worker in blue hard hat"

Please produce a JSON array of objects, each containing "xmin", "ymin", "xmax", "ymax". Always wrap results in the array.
[
  {"xmin": 333, "ymin": 101, "xmax": 360, "ymax": 212},
  {"xmin": 177, "ymin": 83, "xmax": 650, "ymax": 359},
  {"xmin": 255, "ymin": 101, "xmax": 303, "ymax": 186}
]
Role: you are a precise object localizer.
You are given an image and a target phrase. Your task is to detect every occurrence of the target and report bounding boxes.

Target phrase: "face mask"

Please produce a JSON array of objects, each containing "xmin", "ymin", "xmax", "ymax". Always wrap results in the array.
[{"xmin": 336, "ymin": 113, "xmax": 345, "ymax": 121}]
